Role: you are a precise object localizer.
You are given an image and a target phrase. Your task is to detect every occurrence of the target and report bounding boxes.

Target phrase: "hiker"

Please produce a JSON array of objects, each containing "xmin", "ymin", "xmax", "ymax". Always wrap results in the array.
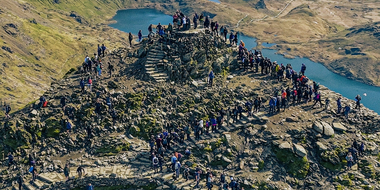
[
  {"xmin": 300, "ymin": 63, "xmax": 306, "ymax": 75},
  {"xmin": 106, "ymin": 96, "xmax": 112, "ymax": 110},
  {"xmin": 220, "ymin": 171, "xmax": 226, "ymax": 189},
  {"xmin": 101, "ymin": 44, "xmax": 106, "ymax": 57},
  {"xmin": 185, "ymin": 147, "xmax": 191, "ymax": 157},
  {"xmin": 237, "ymin": 104, "xmax": 243, "ymax": 120},
  {"xmin": 171, "ymin": 153, "xmax": 177, "ymax": 171},
  {"xmin": 204, "ymin": 16, "xmax": 210, "ymax": 29},
  {"xmin": 64, "ymin": 164, "xmax": 70, "ymax": 181},
  {"xmin": 5, "ymin": 104, "xmax": 11, "ymax": 119},
  {"xmin": 39, "ymin": 96, "xmax": 46, "ymax": 108},
  {"xmin": 31, "ymin": 166, "xmax": 38, "ymax": 181},
  {"xmin": 269, "ymin": 97, "xmax": 275, "ymax": 114},
  {"xmin": 66, "ymin": 120, "xmax": 72, "ymax": 133},
  {"xmin": 355, "ymin": 94, "xmax": 361, "ymax": 110},
  {"xmin": 87, "ymin": 183, "xmax": 94, "ymax": 190},
  {"xmin": 183, "ymin": 165, "xmax": 190, "ymax": 181},
  {"xmin": 29, "ymin": 154, "xmax": 35, "ymax": 166},
  {"xmin": 97, "ymin": 44, "xmax": 102, "ymax": 57},
  {"xmin": 337, "ymin": 97, "xmax": 342, "ymax": 114},
  {"xmin": 312, "ymin": 91, "xmax": 322, "ymax": 108},
  {"xmin": 87, "ymin": 77, "xmax": 92, "ymax": 91},
  {"xmin": 8, "ymin": 152, "xmax": 14, "ymax": 168},
  {"xmin": 211, "ymin": 116, "xmax": 217, "ymax": 132},
  {"xmin": 349, "ymin": 145, "xmax": 358, "ymax": 162},
  {"xmin": 199, "ymin": 13, "xmax": 204, "ymax": 28},
  {"xmin": 97, "ymin": 62, "xmax": 102, "ymax": 77},
  {"xmin": 108, "ymin": 62, "xmax": 114, "ymax": 77},
  {"xmin": 175, "ymin": 160, "xmax": 181, "ymax": 179},
  {"xmin": 254, "ymin": 97, "xmax": 261, "ymax": 113},
  {"xmin": 80, "ymin": 78, "xmax": 85, "ymax": 93},
  {"xmin": 138, "ymin": 30, "xmax": 142, "ymax": 42},
  {"xmin": 207, "ymin": 170, "xmax": 213, "ymax": 190},
  {"xmin": 234, "ymin": 32, "xmax": 238, "ymax": 45},
  {"xmin": 344, "ymin": 104, "xmax": 351, "ymax": 119},
  {"xmin": 60, "ymin": 96, "xmax": 67, "ymax": 110},
  {"xmin": 148, "ymin": 24, "xmax": 153, "ymax": 35},
  {"xmin": 359, "ymin": 142, "xmax": 365, "ymax": 156},
  {"xmin": 223, "ymin": 26, "xmax": 228, "ymax": 42},
  {"xmin": 229, "ymin": 32, "xmax": 234, "ymax": 45},
  {"xmin": 152, "ymin": 154, "xmax": 159, "ymax": 173},
  {"xmin": 17, "ymin": 175, "xmax": 23, "ymax": 190},
  {"xmin": 195, "ymin": 169, "xmax": 202, "ymax": 188},
  {"xmin": 346, "ymin": 152, "xmax": 353, "ymax": 170},
  {"xmin": 77, "ymin": 165, "xmax": 85, "ymax": 178},
  {"xmin": 325, "ymin": 98, "xmax": 330, "ymax": 110},
  {"xmin": 193, "ymin": 13, "xmax": 198, "ymax": 29},
  {"xmin": 158, "ymin": 154, "xmax": 164, "ymax": 172},
  {"xmin": 209, "ymin": 70, "xmax": 215, "ymax": 87},
  {"xmin": 128, "ymin": 32, "xmax": 133, "ymax": 47},
  {"xmin": 281, "ymin": 90, "xmax": 287, "ymax": 111}
]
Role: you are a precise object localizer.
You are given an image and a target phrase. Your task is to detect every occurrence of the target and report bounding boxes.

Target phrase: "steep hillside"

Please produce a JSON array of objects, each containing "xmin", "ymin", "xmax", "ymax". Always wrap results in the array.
[{"xmin": 0, "ymin": 0, "xmax": 138, "ymax": 113}]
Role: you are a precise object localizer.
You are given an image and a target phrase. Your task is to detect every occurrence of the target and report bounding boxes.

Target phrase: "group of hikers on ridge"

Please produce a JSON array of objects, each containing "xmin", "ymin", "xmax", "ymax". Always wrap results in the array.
[{"xmin": 1, "ymin": 8, "xmax": 370, "ymax": 190}]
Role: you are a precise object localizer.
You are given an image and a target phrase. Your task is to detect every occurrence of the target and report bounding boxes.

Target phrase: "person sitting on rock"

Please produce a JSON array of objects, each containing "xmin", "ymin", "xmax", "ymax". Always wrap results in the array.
[
  {"xmin": 77, "ymin": 165, "xmax": 85, "ymax": 178},
  {"xmin": 86, "ymin": 183, "xmax": 94, "ymax": 190}
]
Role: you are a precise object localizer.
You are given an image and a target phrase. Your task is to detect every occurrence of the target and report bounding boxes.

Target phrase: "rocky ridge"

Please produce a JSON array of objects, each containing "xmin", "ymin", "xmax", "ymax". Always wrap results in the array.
[{"xmin": 1, "ymin": 30, "xmax": 380, "ymax": 190}]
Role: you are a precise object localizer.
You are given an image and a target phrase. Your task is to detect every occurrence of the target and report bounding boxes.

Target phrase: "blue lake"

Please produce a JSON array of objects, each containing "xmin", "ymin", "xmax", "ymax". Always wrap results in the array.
[{"xmin": 110, "ymin": 9, "xmax": 380, "ymax": 114}]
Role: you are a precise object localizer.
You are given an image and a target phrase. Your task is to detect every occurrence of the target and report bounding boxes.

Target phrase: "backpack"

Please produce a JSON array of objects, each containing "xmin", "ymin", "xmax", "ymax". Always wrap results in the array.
[
  {"xmin": 163, "ymin": 138, "xmax": 167, "ymax": 145},
  {"xmin": 29, "ymin": 166, "xmax": 34, "ymax": 173},
  {"xmin": 153, "ymin": 157, "xmax": 158, "ymax": 164}
]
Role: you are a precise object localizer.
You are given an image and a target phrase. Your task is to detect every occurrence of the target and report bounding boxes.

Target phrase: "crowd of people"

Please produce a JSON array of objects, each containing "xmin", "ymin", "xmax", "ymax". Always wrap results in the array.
[{"xmin": 1, "ymin": 8, "xmax": 369, "ymax": 190}]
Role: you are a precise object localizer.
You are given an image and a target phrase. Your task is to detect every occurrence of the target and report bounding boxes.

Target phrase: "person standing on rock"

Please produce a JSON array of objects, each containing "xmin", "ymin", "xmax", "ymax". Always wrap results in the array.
[
  {"xmin": 207, "ymin": 170, "xmax": 213, "ymax": 190},
  {"xmin": 64, "ymin": 164, "xmax": 70, "ymax": 181},
  {"xmin": 204, "ymin": 16, "xmax": 210, "ymax": 29},
  {"xmin": 108, "ymin": 62, "xmax": 114, "ymax": 78},
  {"xmin": 17, "ymin": 175, "xmax": 23, "ymax": 190},
  {"xmin": 199, "ymin": 13, "xmax": 204, "ymax": 28},
  {"xmin": 60, "ymin": 96, "xmax": 67, "ymax": 111},
  {"xmin": 138, "ymin": 30, "xmax": 142, "ymax": 42},
  {"xmin": 300, "ymin": 63, "xmax": 306, "ymax": 76},
  {"xmin": 8, "ymin": 152, "xmax": 14, "ymax": 168},
  {"xmin": 346, "ymin": 152, "xmax": 353, "ymax": 170},
  {"xmin": 281, "ymin": 90, "xmax": 287, "ymax": 111},
  {"xmin": 97, "ymin": 44, "xmax": 102, "ymax": 57},
  {"xmin": 359, "ymin": 142, "xmax": 365, "ymax": 156},
  {"xmin": 229, "ymin": 32, "xmax": 234, "ymax": 45},
  {"xmin": 312, "ymin": 91, "xmax": 322, "ymax": 108},
  {"xmin": 355, "ymin": 94, "xmax": 361, "ymax": 110},
  {"xmin": 128, "ymin": 32, "xmax": 133, "ymax": 47},
  {"xmin": 325, "ymin": 97, "xmax": 330, "ymax": 110},
  {"xmin": 223, "ymin": 26, "xmax": 228, "ymax": 42},
  {"xmin": 209, "ymin": 70, "xmax": 215, "ymax": 87},
  {"xmin": 101, "ymin": 44, "xmax": 106, "ymax": 57},
  {"xmin": 4, "ymin": 103, "xmax": 11, "ymax": 119},
  {"xmin": 171, "ymin": 153, "xmax": 177, "ymax": 171},
  {"xmin": 195, "ymin": 169, "xmax": 202, "ymax": 188},
  {"xmin": 234, "ymin": 32, "xmax": 238, "ymax": 46},
  {"xmin": 152, "ymin": 154, "xmax": 159, "ymax": 173},
  {"xmin": 31, "ymin": 166, "xmax": 38, "ymax": 181},
  {"xmin": 148, "ymin": 24, "xmax": 153, "ymax": 36},
  {"xmin": 175, "ymin": 160, "xmax": 181, "ymax": 179},
  {"xmin": 66, "ymin": 120, "xmax": 72, "ymax": 134},
  {"xmin": 87, "ymin": 77, "xmax": 92, "ymax": 92},
  {"xmin": 337, "ymin": 97, "xmax": 342, "ymax": 114},
  {"xmin": 344, "ymin": 104, "xmax": 351, "ymax": 119}
]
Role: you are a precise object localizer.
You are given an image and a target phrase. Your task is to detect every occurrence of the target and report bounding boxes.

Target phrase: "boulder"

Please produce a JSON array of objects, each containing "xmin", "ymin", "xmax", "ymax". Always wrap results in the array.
[
  {"xmin": 222, "ymin": 156, "xmax": 232, "ymax": 163},
  {"xmin": 313, "ymin": 121, "xmax": 324, "ymax": 133},
  {"xmin": 293, "ymin": 144, "xmax": 307, "ymax": 157},
  {"xmin": 31, "ymin": 109, "xmax": 38, "ymax": 116},
  {"xmin": 316, "ymin": 142, "xmax": 328, "ymax": 151},
  {"xmin": 286, "ymin": 116, "xmax": 299, "ymax": 122},
  {"xmin": 239, "ymin": 160, "xmax": 245, "ymax": 170},
  {"xmin": 321, "ymin": 121, "xmax": 334, "ymax": 136},
  {"xmin": 224, "ymin": 133, "xmax": 232, "ymax": 146},
  {"xmin": 332, "ymin": 123, "xmax": 347, "ymax": 132},
  {"xmin": 279, "ymin": 142, "xmax": 292, "ymax": 151}
]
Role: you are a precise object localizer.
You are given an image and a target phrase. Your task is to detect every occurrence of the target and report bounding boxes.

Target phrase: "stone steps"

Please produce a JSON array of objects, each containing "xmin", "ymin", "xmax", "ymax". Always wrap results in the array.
[{"xmin": 31, "ymin": 179, "xmax": 45, "ymax": 189}]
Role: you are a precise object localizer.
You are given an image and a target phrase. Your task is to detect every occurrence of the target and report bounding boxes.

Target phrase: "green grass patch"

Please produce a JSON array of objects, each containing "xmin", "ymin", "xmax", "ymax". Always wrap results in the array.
[{"xmin": 273, "ymin": 146, "xmax": 310, "ymax": 179}]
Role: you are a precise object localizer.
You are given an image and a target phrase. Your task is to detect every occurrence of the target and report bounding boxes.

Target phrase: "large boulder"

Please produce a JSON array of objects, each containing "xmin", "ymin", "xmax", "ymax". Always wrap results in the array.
[
  {"xmin": 279, "ymin": 142, "xmax": 292, "ymax": 151},
  {"xmin": 313, "ymin": 121, "xmax": 324, "ymax": 133},
  {"xmin": 332, "ymin": 123, "xmax": 347, "ymax": 132},
  {"xmin": 321, "ymin": 121, "xmax": 334, "ymax": 136},
  {"xmin": 293, "ymin": 144, "xmax": 307, "ymax": 157}
]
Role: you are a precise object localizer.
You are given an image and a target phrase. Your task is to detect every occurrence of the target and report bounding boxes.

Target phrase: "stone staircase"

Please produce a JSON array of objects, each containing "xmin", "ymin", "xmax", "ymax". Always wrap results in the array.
[{"xmin": 145, "ymin": 45, "xmax": 169, "ymax": 83}]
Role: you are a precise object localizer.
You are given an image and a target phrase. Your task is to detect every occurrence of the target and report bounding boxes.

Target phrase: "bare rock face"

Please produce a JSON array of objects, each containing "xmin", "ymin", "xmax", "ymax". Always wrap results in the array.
[{"xmin": 255, "ymin": 0, "xmax": 267, "ymax": 9}]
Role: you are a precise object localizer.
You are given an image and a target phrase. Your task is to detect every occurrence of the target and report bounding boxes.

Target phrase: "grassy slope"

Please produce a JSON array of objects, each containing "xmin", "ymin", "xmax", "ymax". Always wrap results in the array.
[{"xmin": 0, "ymin": 0, "xmax": 138, "ymax": 113}]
